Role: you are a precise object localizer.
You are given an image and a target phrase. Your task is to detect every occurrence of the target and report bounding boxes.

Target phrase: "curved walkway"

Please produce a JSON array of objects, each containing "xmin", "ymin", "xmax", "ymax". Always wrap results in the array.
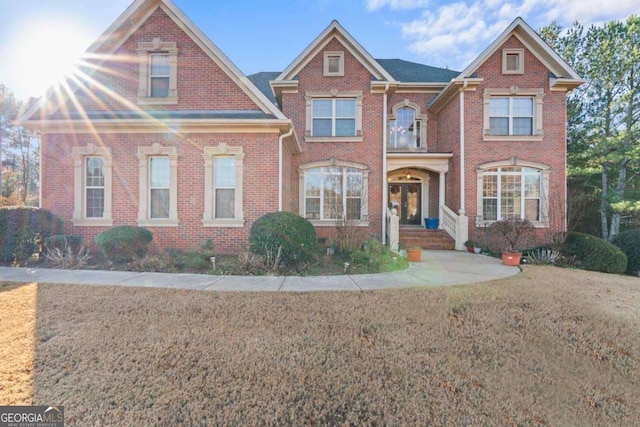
[{"xmin": 0, "ymin": 250, "xmax": 519, "ymax": 292}]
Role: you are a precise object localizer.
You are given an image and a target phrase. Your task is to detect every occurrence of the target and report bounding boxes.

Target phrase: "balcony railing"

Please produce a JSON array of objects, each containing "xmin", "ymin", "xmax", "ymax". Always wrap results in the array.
[{"xmin": 387, "ymin": 133, "xmax": 426, "ymax": 152}]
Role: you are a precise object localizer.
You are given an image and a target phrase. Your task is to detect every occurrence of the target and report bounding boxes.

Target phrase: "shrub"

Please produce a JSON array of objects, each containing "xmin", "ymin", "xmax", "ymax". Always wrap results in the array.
[
  {"xmin": 44, "ymin": 235, "xmax": 83, "ymax": 252},
  {"xmin": 611, "ymin": 229, "xmax": 640, "ymax": 275},
  {"xmin": 562, "ymin": 232, "xmax": 627, "ymax": 274},
  {"xmin": 0, "ymin": 206, "xmax": 63, "ymax": 261},
  {"xmin": 44, "ymin": 245, "xmax": 92, "ymax": 269},
  {"xmin": 487, "ymin": 218, "xmax": 536, "ymax": 253},
  {"xmin": 94, "ymin": 226, "xmax": 153, "ymax": 261},
  {"xmin": 250, "ymin": 212, "xmax": 318, "ymax": 264}
]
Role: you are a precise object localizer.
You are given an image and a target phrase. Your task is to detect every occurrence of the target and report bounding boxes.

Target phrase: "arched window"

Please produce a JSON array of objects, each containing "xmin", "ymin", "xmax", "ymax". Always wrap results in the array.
[
  {"xmin": 299, "ymin": 161, "xmax": 369, "ymax": 223},
  {"xmin": 388, "ymin": 101, "xmax": 426, "ymax": 149}
]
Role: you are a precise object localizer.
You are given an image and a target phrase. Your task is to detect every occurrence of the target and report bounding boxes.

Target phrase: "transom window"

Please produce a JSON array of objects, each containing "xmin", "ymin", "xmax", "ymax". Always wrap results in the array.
[
  {"xmin": 214, "ymin": 157, "xmax": 236, "ymax": 219},
  {"xmin": 312, "ymin": 99, "xmax": 356, "ymax": 137},
  {"xmin": 305, "ymin": 167, "xmax": 363, "ymax": 220},
  {"xmin": 389, "ymin": 107, "xmax": 421, "ymax": 148},
  {"xmin": 489, "ymin": 97, "xmax": 533, "ymax": 136},
  {"xmin": 149, "ymin": 157, "xmax": 170, "ymax": 219},
  {"xmin": 482, "ymin": 167, "xmax": 541, "ymax": 221},
  {"xmin": 85, "ymin": 157, "xmax": 105, "ymax": 218},
  {"xmin": 149, "ymin": 53, "xmax": 170, "ymax": 97}
]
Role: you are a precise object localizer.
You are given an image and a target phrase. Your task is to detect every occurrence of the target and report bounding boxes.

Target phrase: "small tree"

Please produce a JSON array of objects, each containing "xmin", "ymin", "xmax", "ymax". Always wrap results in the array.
[{"xmin": 487, "ymin": 218, "xmax": 536, "ymax": 253}]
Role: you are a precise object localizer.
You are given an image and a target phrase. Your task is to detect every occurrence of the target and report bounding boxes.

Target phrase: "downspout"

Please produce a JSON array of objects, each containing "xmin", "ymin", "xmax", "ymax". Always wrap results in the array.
[
  {"xmin": 459, "ymin": 80, "xmax": 468, "ymax": 215},
  {"xmin": 278, "ymin": 127, "xmax": 294, "ymax": 212},
  {"xmin": 382, "ymin": 83, "xmax": 390, "ymax": 244}
]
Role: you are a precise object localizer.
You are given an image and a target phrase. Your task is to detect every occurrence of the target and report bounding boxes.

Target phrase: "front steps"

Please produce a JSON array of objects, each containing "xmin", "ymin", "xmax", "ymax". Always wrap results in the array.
[{"xmin": 399, "ymin": 226, "xmax": 455, "ymax": 250}]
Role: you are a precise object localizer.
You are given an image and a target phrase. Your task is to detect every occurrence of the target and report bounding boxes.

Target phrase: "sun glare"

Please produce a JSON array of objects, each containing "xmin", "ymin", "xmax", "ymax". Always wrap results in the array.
[{"xmin": 8, "ymin": 19, "xmax": 92, "ymax": 99}]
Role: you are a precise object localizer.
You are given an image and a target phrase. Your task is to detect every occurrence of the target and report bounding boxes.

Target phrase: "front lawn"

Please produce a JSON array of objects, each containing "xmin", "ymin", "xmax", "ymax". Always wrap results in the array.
[{"xmin": 1, "ymin": 266, "xmax": 639, "ymax": 425}]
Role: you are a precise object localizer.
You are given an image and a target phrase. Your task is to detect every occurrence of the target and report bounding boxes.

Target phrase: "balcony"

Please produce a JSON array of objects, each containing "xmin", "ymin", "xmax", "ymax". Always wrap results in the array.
[{"xmin": 387, "ymin": 132, "xmax": 427, "ymax": 153}]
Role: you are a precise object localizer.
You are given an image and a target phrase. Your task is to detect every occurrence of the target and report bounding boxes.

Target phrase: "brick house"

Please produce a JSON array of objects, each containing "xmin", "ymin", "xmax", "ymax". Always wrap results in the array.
[{"xmin": 19, "ymin": 0, "xmax": 583, "ymax": 253}]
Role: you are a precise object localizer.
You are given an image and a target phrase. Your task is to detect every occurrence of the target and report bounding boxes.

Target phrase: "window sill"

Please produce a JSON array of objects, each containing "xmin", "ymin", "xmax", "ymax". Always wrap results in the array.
[
  {"xmin": 72, "ymin": 218, "xmax": 113, "ymax": 227},
  {"xmin": 305, "ymin": 136, "xmax": 364, "ymax": 143},
  {"xmin": 137, "ymin": 219, "xmax": 180, "ymax": 227},
  {"xmin": 308, "ymin": 220, "xmax": 370, "ymax": 227},
  {"xmin": 483, "ymin": 134, "xmax": 544, "ymax": 142},
  {"xmin": 475, "ymin": 220, "xmax": 549, "ymax": 228},
  {"xmin": 137, "ymin": 96, "xmax": 178, "ymax": 106},
  {"xmin": 202, "ymin": 219, "xmax": 245, "ymax": 228}
]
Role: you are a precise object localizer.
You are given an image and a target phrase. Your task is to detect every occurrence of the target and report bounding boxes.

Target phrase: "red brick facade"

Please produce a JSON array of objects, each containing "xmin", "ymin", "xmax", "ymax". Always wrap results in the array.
[{"xmin": 27, "ymin": 2, "xmax": 578, "ymax": 253}]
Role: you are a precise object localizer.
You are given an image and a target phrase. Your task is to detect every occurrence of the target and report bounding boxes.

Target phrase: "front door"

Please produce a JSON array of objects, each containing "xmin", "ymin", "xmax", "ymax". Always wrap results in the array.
[{"xmin": 388, "ymin": 183, "xmax": 421, "ymax": 225}]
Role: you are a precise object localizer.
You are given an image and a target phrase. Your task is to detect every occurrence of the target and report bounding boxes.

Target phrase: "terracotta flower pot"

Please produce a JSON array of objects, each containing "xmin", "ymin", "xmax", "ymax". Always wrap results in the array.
[
  {"xmin": 501, "ymin": 252, "xmax": 522, "ymax": 266},
  {"xmin": 406, "ymin": 249, "xmax": 423, "ymax": 262},
  {"xmin": 467, "ymin": 246, "xmax": 474, "ymax": 253}
]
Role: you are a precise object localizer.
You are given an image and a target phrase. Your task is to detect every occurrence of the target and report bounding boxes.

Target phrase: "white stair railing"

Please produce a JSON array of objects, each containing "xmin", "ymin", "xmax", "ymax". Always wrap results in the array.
[
  {"xmin": 386, "ymin": 207, "xmax": 399, "ymax": 252},
  {"xmin": 440, "ymin": 205, "xmax": 468, "ymax": 251}
]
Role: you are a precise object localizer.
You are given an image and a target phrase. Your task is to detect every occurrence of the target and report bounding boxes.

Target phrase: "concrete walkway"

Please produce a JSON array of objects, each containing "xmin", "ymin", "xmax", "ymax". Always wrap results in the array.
[{"xmin": 0, "ymin": 250, "xmax": 519, "ymax": 292}]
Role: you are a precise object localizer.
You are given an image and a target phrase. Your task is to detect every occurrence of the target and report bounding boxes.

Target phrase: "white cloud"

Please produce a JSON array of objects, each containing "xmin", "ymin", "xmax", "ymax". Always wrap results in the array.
[
  {"xmin": 376, "ymin": 0, "xmax": 639, "ymax": 71},
  {"xmin": 365, "ymin": 0, "xmax": 431, "ymax": 11}
]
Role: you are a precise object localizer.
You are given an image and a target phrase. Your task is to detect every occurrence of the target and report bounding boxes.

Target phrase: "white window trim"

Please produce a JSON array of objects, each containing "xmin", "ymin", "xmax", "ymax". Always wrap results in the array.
[
  {"xmin": 475, "ymin": 159, "xmax": 550, "ymax": 228},
  {"xmin": 388, "ymin": 99, "xmax": 428, "ymax": 149},
  {"xmin": 137, "ymin": 38, "xmax": 178, "ymax": 105},
  {"xmin": 323, "ymin": 51, "xmax": 344, "ymax": 77},
  {"xmin": 305, "ymin": 90, "xmax": 364, "ymax": 142},
  {"xmin": 298, "ymin": 159, "xmax": 370, "ymax": 227},
  {"xmin": 502, "ymin": 48, "xmax": 524, "ymax": 74},
  {"xmin": 137, "ymin": 143, "xmax": 179, "ymax": 227},
  {"xmin": 72, "ymin": 144, "xmax": 113, "ymax": 226},
  {"xmin": 483, "ymin": 87, "xmax": 544, "ymax": 141},
  {"xmin": 202, "ymin": 143, "xmax": 245, "ymax": 228}
]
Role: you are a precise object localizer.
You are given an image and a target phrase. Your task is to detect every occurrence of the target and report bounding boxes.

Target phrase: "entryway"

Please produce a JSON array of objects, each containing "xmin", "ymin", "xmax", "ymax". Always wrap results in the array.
[{"xmin": 388, "ymin": 182, "xmax": 421, "ymax": 225}]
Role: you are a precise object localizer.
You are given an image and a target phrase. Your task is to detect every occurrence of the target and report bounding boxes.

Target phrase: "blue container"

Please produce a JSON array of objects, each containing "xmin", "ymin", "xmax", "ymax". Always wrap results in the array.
[{"xmin": 425, "ymin": 217, "xmax": 439, "ymax": 229}]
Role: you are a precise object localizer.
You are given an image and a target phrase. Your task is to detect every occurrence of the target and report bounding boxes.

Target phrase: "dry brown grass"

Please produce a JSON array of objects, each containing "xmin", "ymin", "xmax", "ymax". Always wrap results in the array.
[{"xmin": 1, "ymin": 266, "xmax": 639, "ymax": 425}]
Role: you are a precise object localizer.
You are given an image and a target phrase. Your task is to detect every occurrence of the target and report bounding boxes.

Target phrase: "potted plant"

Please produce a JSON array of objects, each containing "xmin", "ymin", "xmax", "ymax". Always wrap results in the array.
[
  {"xmin": 464, "ymin": 240, "xmax": 481, "ymax": 254},
  {"xmin": 406, "ymin": 245, "xmax": 423, "ymax": 262},
  {"xmin": 487, "ymin": 218, "xmax": 535, "ymax": 266}
]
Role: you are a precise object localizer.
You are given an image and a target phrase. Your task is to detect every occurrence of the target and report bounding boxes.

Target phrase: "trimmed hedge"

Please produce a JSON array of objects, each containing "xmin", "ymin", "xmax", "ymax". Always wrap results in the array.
[
  {"xmin": 44, "ymin": 235, "xmax": 83, "ymax": 252},
  {"xmin": 562, "ymin": 232, "xmax": 627, "ymax": 274},
  {"xmin": 95, "ymin": 226, "xmax": 153, "ymax": 261},
  {"xmin": 250, "ymin": 212, "xmax": 318, "ymax": 264},
  {"xmin": 0, "ymin": 206, "xmax": 63, "ymax": 261},
  {"xmin": 611, "ymin": 229, "xmax": 640, "ymax": 275}
]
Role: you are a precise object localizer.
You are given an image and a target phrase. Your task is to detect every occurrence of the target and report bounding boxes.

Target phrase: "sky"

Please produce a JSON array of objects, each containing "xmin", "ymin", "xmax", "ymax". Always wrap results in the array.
[{"xmin": 0, "ymin": 0, "xmax": 638, "ymax": 101}]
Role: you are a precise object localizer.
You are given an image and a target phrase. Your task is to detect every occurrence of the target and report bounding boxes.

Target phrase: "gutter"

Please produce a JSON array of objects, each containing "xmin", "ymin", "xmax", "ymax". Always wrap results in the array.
[
  {"xmin": 278, "ymin": 127, "xmax": 294, "ymax": 211},
  {"xmin": 382, "ymin": 83, "xmax": 389, "ymax": 244},
  {"xmin": 459, "ymin": 79, "xmax": 468, "ymax": 215}
]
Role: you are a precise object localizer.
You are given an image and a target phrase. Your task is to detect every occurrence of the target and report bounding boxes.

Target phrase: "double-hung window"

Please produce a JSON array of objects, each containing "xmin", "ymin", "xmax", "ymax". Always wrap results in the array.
[
  {"xmin": 489, "ymin": 97, "xmax": 533, "ymax": 136},
  {"xmin": 214, "ymin": 157, "xmax": 236, "ymax": 219},
  {"xmin": 85, "ymin": 157, "xmax": 105, "ymax": 218},
  {"xmin": 149, "ymin": 157, "xmax": 170, "ymax": 219},
  {"xmin": 149, "ymin": 54, "xmax": 170, "ymax": 98},
  {"xmin": 312, "ymin": 99, "xmax": 356, "ymax": 137}
]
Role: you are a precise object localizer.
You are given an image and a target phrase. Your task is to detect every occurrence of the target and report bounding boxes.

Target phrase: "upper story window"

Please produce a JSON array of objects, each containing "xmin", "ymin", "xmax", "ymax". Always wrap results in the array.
[
  {"xmin": 489, "ymin": 97, "xmax": 533, "ymax": 136},
  {"xmin": 483, "ymin": 88, "xmax": 544, "ymax": 141},
  {"xmin": 502, "ymin": 48, "xmax": 524, "ymax": 74},
  {"xmin": 149, "ymin": 53, "xmax": 170, "ymax": 97},
  {"xmin": 137, "ymin": 38, "xmax": 178, "ymax": 105},
  {"xmin": 72, "ymin": 144, "xmax": 113, "ymax": 227},
  {"xmin": 388, "ymin": 100, "xmax": 427, "ymax": 150},
  {"xmin": 305, "ymin": 90, "xmax": 364, "ymax": 142},
  {"xmin": 323, "ymin": 51, "xmax": 344, "ymax": 76},
  {"xmin": 313, "ymin": 99, "xmax": 355, "ymax": 137}
]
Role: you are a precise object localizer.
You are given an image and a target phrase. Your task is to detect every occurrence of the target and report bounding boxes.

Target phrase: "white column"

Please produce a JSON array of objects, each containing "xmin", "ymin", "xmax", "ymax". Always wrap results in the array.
[{"xmin": 438, "ymin": 171, "xmax": 445, "ymax": 228}]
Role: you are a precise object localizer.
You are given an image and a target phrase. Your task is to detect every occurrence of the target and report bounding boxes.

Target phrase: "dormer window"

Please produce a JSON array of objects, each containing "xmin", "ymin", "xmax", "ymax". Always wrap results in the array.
[
  {"xmin": 502, "ymin": 48, "xmax": 524, "ymax": 74},
  {"xmin": 323, "ymin": 51, "xmax": 344, "ymax": 76}
]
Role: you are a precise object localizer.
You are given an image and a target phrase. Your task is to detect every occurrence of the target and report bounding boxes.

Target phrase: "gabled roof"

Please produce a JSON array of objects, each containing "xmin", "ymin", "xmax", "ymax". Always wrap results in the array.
[
  {"xmin": 274, "ymin": 20, "xmax": 396, "ymax": 82},
  {"xmin": 20, "ymin": 0, "xmax": 286, "ymax": 124},
  {"xmin": 457, "ymin": 17, "xmax": 582, "ymax": 83},
  {"xmin": 376, "ymin": 59, "xmax": 459, "ymax": 83}
]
